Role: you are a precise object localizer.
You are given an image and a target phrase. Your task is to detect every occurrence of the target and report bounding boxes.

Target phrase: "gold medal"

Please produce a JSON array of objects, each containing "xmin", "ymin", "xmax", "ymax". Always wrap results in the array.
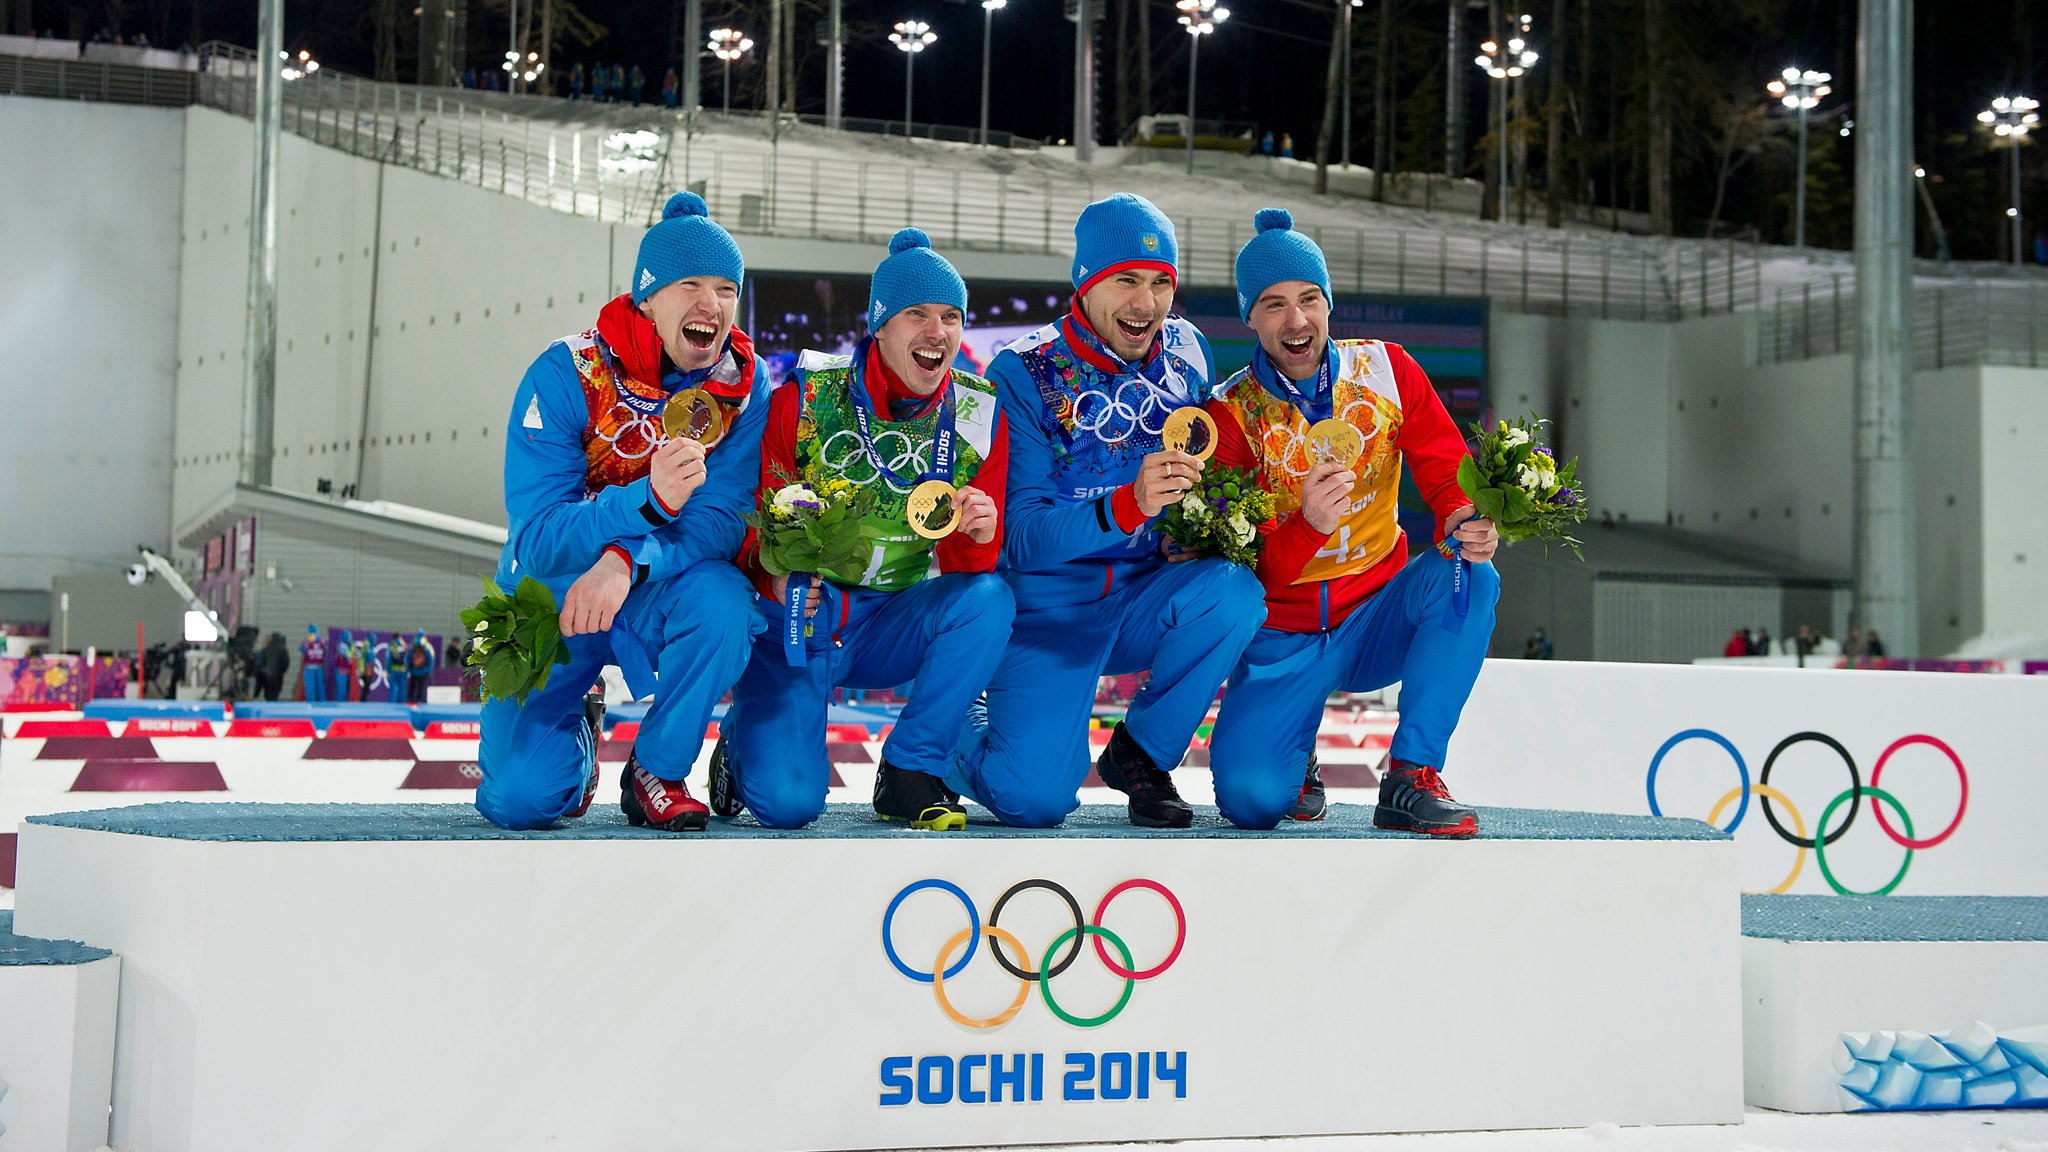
[
  {"xmin": 1306, "ymin": 418, "xmax": 1363, "ymax": 469},
  {"xmin": 1161, "ymin": 406, "xmax": 1218, "ymax": 461},
  {"xmin": 907, "ymin": 479, "xmax": 962, "ymax": 540},
  {"xmin": 661, "ymin": 387, "xmax": 726, "ymax": 446}
]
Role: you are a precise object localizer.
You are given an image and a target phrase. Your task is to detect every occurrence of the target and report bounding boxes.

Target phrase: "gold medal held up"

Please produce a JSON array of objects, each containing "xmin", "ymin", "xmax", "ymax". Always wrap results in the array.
[
  {"xmin": 907, "ymin": 479, "xmax": 962, "ymax": 540},
  {"xmin": 1161, "ymin": 406, "xmax": 1218, "ymax": 461},
  {"xmin": 662, "ymin": 387, "xmax": 726, "ymax": 447},
  {"xmin": 1306, "ymin": 418, "xmax": 1363, "ymax": 469}
]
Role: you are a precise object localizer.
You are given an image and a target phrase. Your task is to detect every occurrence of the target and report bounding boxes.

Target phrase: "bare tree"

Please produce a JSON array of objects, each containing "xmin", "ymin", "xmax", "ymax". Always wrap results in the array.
[
  {"xmin": 1542, "ymin": 0, "xmax": 1565, "ymax": 226},
  {"xmin": 1643, "ymin": 0, "xmax": 1672, "ymax": 233}
]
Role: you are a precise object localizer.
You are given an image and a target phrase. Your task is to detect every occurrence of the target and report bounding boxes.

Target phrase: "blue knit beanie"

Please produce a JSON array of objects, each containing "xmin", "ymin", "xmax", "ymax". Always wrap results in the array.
[
  {"xmin": 867, "ymin": 228, "xmax": 969, "ymax": 333},
  {"xmin": 632, "ymin": 191, "xmax": 745, "ymax": 304},
  {"xmin": 1232, "ymin": 207, "xmax": 1332, "ymax": 321},
  {"xmin": 1071, "ymin": 193, "xmax": 1178, "ymax": 295}
]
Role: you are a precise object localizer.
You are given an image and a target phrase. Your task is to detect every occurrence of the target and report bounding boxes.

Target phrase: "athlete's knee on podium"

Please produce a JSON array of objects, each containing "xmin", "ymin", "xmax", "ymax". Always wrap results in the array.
[
  {"xmin": 940, "ymin": 574, "xmax": 1016, "ymax": 638},
  {"xmin": 1211, "ymin": 766, "xmax": 1295, "ymax": 831},
  {"xmin": 981, "ymin": 782, "xmax": 1076, "ymax": 830},
  {"xmin": 475, "ymin": 776, "xmax": 575, "ymax": 831},
  {"xmin": 1188, "ymin": 562, "xmax": 1268, "ymax": 631},
  {"xmin": 662, "ymin": 564, "xmax": 767, "ymax": 649},
  {"xmin": 747, "ymin": 774, "xmax": 828, "ymax": 830},
  {"xmin": 1469, "ymin": 559, "xmax": 1502, "ymax": 607}
]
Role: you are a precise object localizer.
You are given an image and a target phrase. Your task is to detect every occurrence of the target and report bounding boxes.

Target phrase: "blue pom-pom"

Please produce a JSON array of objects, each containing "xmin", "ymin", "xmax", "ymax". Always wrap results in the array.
[
  {"xmin": 889, "ymin": 227, "xmax": 932, "ymax": 255},
  {"xmin": 663, "ymin": 191, "xmax": 710, "ymax": 221},
  {"xmin": 1254, "ymin": 207, "xmax": 1293, "ymax": 234}
]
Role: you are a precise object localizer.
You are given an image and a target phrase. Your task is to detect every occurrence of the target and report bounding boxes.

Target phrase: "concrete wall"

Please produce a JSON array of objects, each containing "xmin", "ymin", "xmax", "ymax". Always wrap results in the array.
[{"xmin": 0, "ymin": 97, "xmax": 181, "ymax": 594}]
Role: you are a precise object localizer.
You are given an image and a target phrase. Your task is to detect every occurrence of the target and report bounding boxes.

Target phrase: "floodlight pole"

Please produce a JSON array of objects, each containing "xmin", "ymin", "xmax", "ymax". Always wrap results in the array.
[{"xmin": 241, "ymin": 0, "xmax": 282, "ymax": 488}]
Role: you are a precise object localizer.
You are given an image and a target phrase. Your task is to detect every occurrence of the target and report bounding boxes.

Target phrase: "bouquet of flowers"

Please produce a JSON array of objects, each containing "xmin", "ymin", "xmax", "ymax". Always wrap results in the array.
[
  {"xmin": 1155, "ymin": 466, "xmax": 1277, "ymax": 569},
  {"xmin": 1456, "ymin": 415, "xmax": 1586, "ymax": 555},
  {"xmin": 745, "ymin": 476, "xmax": 881, "ymax": 584},
  {"xmin": 459, "ymin": 574, "xmax": 572, "ymax": 704}
]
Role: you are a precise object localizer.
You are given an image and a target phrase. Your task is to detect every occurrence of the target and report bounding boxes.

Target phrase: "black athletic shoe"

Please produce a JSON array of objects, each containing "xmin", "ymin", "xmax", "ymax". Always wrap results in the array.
[
  {"xmin": 1094, "ymin": 722, "xmax": 1193, "ymax": 829},
  {"xmin": 1289, "ymin": 755, "xmax": 1328, "ymax": 822},
  {"xmin": 873, "ymin": 760, "xmax": 967, "ymax": 830},
  {"xmin": 1373, "ymin": 760, "xmax": 1478, "ymax": 837},
  {"xmin": 565, "ymin": 693, "xmax": 605, "ymax": 819},
  {"xmin": 706, "ymin": 734, "xmax": 743, "ymax": 818}
]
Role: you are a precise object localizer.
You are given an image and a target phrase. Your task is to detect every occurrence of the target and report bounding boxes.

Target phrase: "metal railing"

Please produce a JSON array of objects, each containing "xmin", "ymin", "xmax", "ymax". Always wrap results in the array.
[
  {"xmin": 0, "ymin": 50, "xmax": 196, "ymax": 106},
  {"xmin": 1758, "ymin": 276, "xmax": 2048, "ymax": 369},
  {"xmin": 173, "ymin": 41, "xmax": 1763, "ymax": 319}
]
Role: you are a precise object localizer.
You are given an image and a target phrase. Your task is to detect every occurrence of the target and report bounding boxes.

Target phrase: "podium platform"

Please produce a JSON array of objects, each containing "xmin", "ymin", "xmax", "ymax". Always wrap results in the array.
[
  {"xmin": 15, "ymin": 802, "xmax": 1740, "ymax": 1152},
  {"xmin": 1741, "ymin": 895, "xmax": 2048, "ymax": 1113},
  {"xmin": 0, "ymin": 911, "xmax": 119, "ymax": 1152}
]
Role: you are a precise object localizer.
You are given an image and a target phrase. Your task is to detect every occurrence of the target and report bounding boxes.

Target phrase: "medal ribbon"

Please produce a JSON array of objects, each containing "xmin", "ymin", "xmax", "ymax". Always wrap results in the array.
[
  {"xmin": 1435, "ymin": 537, "xmax": 1472, "ymax": 631},
  {"xmin": 846, "ymin": 340, "xmax": 956, "ymax": 489},
  {"xmin": 1249, "ymin": 343, "xmax": 1338, "ymax": 424},
  {"xmin": 781, "ymin": 574, "xmax": 810, "ymax": 666}
]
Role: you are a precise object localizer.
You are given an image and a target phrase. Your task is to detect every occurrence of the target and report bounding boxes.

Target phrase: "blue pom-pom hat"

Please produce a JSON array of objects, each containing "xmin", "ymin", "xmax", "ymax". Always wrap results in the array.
[
  {"xmin": 866, "ymin": 226, "xmax": 969, "ymax": 333},
  {"xmin": 1231, "ymin": 206, "xmax": 1332, "ymax": 322},
  {"xmin": 631, "ymin": 191, "xmax": 746, "ymax": 304}
]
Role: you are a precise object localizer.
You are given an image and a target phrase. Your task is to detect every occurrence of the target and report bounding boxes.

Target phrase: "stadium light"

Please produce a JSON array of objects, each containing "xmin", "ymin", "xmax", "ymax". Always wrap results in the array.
[
  {"xmin": 979, "ymin": 0, "xmax": 1006, "ymax": 147},
  {"xmin": 1473, "ymin": 13, "xmax": 1536, "ymax": 220},
  {"xmin": 1765, "ymin": 67, "xmax": 1831, "ymax": 248},
  {"xmin": 889, "ymin": 20, "xmax": 937, "ymax": 136},
  {"xmin": 1177, "ymin": 0, "xmax": 1229, "ymax": 176},
  {"xmin": 279, "ymin": 49, "xmax": 319, "ymax": 81},
  {"xmin": 1979, "ymin": 96, "xmax": 2040, "ymax": 265},
  {"xmin": 708, "ymin": 28, "xmax": 754, "ymax": 115}
]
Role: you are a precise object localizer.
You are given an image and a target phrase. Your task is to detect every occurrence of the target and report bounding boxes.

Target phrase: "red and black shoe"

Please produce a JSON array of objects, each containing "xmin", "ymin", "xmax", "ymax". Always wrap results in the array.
[
  {"xmin": 565, "ymin": 693, "xmax": 605, "ymax": 820},
  {"xmin": 1373, "ymin": 760, "xmax": 1477, "ymax": 837},
  {"xmin": 1288, "ymin": 755, "xmax": 1328, "ymax": 822},
  {"xmin": 620, "ymin": 753, "xmax": 709, "ymax": 832}
]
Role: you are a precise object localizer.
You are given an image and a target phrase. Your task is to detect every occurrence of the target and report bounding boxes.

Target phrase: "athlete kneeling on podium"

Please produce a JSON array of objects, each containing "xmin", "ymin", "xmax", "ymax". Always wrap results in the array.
[
  {"xmin": 1204, "ymin": 209, "xmax": 1499, "ymax": 834},
  {"xmin": 710, "ymin": 229, "xmax": 1014, "ymax": 831},
  {"xmin": 475, "ymin": 192, "xmax": 769, "ymax": 833}
]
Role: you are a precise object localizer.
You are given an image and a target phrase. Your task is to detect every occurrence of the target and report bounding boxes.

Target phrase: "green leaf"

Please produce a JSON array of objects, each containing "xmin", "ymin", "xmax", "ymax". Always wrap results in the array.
[
  {"xmin": 513, "ymin": 575, "xmax": 557, "ymax": 615},
  {"xmin": 1502, "ymin": 486, "xmax": 1534, "ymax": 522},
  {"xmin": 1474, "ymin": 487, "xmax": 1507, "ymax": 521},
  {"xmin": 1457, "ymin": 455, "xmax": 1483, "ymax": 501}
]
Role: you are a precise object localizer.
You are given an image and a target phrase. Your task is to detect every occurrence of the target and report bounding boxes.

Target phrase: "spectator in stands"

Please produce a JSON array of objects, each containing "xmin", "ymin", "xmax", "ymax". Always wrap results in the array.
[
  {"xmin": 709, "ymin": 229, "xmax": 1013, "ymax": 833},
  {"xmin": 1203, "ymin": 208, "xmax": 1496, "ymax": 834},
  {"xmin": 476, "ymin": 191, "xmax": 769, "ymax": 833},
  {"xmin": 406, "ymin": 631, "xmax": 436, "ymax": 703},
  {"xmin": 258, "ymin": 633, "xmax": 290, "ymax": 701},
  {"xmin": 569, "ymin": 61, "xmax": 584, "ymax": 100},
  {"xmin": 592, "ymin": 63, "xmax": 609, "ymax": 102},
  {"xmin": 1748, "ymin": 626, "xmax": 1772, "ymax": 656},
  {"xmin": 662, "ymin": 67, "xmax": 679, "ymax": 108},
  {"xmin": 1523, "ymin": 627, "xmax": 1553, "ymax": 659},
  {"xmin": 629, "ymin": 65, "xmax": 646, "ymax": 106},
  {"xmin": 944, "ymin": 195, "xmax": 1263, "ymax": 831},
  {"xmin": 1865, "ymin": 631, "xmax": 1887, "ymax": 658},
  {"xmin": 133, "ymin": 32, "xmax": 151, "ymax": 48},
  {"xmin": 1279, "ymin": 132, "xmax": 1295, "ymax": 158},
  {"xmin": 300, "ymin": 626, "xmax": 328, "ymax": 701},
  {"xmin": 1723, "ymin": 627, "xmax": 1750, "ymax": 658},
  {"xmin": 1842, "ymin": 627, "xmax": 1868, "ymax": 659},
  {"xmin": 1259, "ymin": 130, "xmax": 1275, "ymax": 155}
]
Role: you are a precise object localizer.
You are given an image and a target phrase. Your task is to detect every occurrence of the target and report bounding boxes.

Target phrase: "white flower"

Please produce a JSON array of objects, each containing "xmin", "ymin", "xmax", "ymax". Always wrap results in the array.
[
  {"xmin": 771, "ymin": 483, "xmax": 818, "ymax": 515},
  {"xmin": 1500, "ymin": 425, "xmax": 1532, "ymax": 448},
  {"xmin": 1517, "ymin": 464, "xmax": 1542, "ymax": 490},
  {"xmin": 1179, "ymin": 491, "xmax": 1212, "ymax": 523},
  {"xmin": 1227, "ymin": 512, "xmax": 1256, "ymax": 545},
  {"xmin": 472, "ymin": 620, "xmax": 489, "ymax": 633}
]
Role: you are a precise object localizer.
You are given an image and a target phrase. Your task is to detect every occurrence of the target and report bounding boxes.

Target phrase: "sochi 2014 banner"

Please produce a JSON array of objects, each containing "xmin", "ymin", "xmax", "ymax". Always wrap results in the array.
[{"xmin": 1446, "ymin": 659, "xmax": 2048, "ymax": 896}]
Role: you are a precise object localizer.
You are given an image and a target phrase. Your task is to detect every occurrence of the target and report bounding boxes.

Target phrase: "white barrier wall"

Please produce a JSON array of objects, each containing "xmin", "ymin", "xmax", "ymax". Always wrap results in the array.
[
  {"xmin": 0, "ymin": 950, "xmax": 120, "ymax": 1152},
  {"xmin": 16, "ymin": 819, "xmax": 1740, "ymax": 1152},
  {"xmin": 1450, "ymin": 659, "xmax": 2047, "ymax": 895},
  {"xmin": 0, "ymin": 96, "xmax": 181, "ymax": 592}
]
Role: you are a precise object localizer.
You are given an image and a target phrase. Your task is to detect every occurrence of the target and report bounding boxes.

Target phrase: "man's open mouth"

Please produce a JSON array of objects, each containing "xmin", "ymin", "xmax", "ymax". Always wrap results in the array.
[
  {"xmin": 1281, "ymin": 335, "xmax": 1314, "ymax": 355},
  {"xmin": 1115, "ymin": 318, "xmax": 1152, "ymax": 341},
  {"xmin": 682, "ymin": 321, "xmax": 718, "ymax": 350},
  {"xmin": 911, "ymin": 348, "xmax": 945, "ymax": 372}
]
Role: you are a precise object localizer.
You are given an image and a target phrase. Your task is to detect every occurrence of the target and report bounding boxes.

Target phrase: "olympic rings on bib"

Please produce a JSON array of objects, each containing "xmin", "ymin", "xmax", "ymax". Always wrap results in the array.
[
  {"xmin": 1644, "ymin": 728, "xmax": 1968, "ymax": 896},
  {"xmin": 883, "ymin": 877, "xmax": 1186, "ymax": 1030}
]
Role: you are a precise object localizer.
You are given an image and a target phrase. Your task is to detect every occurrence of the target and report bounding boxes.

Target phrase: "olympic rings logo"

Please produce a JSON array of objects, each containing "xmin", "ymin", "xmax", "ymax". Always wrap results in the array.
[
  {"xmin": 1645, "ymin": 729, "xmax": 1969, "ymax": 896},
  {"xmin": 882, "ymin": 878, "xmax": 1186, "ymax": 1031},
  {"xmin": 818, "ymin": 429, "xmax": 929, "ymax": 493},
  {"xmin": 1259, "ymin": 397, "xmax": 1384, "ymax": 478},
  {"xmin": 593, "ymin": 401, "xmax": 665, "ymax": 460},
  {"xmin": 1071, "ymin": 380, "xmax": 1182, "ymax": 446}
]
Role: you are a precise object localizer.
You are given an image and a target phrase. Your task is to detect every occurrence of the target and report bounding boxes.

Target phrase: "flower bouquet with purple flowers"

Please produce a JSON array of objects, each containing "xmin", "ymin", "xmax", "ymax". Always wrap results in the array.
[
  {"xmin": 745, "ymin": 475, "xmax": 879, "ymax": 583},
  {"xmin": 1456, "ymin": 415, "xmax": 1586, "ymax": 556},
  {"xmin": 1156, "ymin": 466, "xmax": 1277, "ymax": 568}
]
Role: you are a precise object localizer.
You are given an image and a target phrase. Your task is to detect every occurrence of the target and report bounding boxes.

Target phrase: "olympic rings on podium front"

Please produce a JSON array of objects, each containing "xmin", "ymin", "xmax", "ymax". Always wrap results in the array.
[{"xmin": 882, "ymin": 877, "xmax": 1186, "ymax": 1030}]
